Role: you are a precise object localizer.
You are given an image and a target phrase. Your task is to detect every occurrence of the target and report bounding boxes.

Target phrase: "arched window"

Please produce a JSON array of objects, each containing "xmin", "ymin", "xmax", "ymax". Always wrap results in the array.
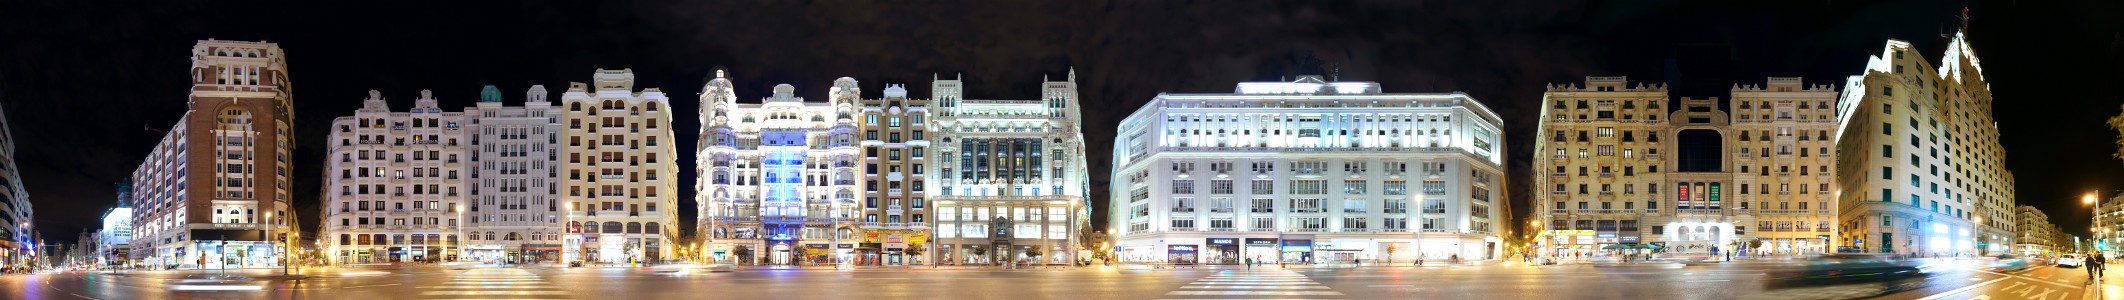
[
  {"xmin": 569, "ymin": 221, "xmax": 581, "ymax": 232},
  {"xmin": 603, "ymin": 222, "xmax": 622, "ymax": 233},
  {"xmin": 570, "ymin": 102, "xmax": 582, "ymax": 111},
  {"xmin": 645, "ymin": 222, "xmax": 660, "ymax": 234},
  {"xmin": 583, "ymin": 221, "xmax": 599, "ymax": 233},
  {"xmin": 626, "ymin": 222, "xmax": 642, "ymax": 233},
  {"xmin": 646, "ymin": 102, "xmax": 659, "ymax": 111},
  {"xmin": 485, "ymin": 232, "xmax": 496, "ymax": 240}
]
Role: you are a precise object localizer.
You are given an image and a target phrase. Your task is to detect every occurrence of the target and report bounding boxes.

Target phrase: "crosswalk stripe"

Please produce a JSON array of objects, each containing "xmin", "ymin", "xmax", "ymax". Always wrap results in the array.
[
  {"xmin": 1187, "ymin": 282, "xmax": 1320, "ymax": 285},
  {"xmin": 423, "ymin": 291, "xmax": 573, "ymax": 295},
  {"xmin": 1166, "ymin": 291, "xmax": 1346, "ymax": 295},
  {"xmin": 1181, "ymin": 286, "xmax": 1331, "ymax": 289}
]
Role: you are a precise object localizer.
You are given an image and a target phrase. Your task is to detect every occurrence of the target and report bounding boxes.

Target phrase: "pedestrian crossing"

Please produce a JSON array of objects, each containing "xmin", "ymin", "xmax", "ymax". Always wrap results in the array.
[
  {"xmin": 1163, "ymin": 270, "xmax": 1345, "ymax": 299},
  {"xmin": 418, "ymin": 268, "xmax": 575, "ymax": 299}
]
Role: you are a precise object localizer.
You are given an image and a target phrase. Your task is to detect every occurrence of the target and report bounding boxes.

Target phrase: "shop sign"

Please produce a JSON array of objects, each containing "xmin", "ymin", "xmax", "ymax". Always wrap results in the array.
[
  {"xmin": 1209, "ymin": 239, "xmax": 1236, "ymax": 245},
  {"xmin": 524, "ymin": 246, "xmax": 561, "ymax": 251},
  {"xmin": 1245, "ymin": 238, "xmax": 1278, "ymax": 246},
  {"xmin": 1169, "ymin": 245, "xmax": 1197, "ymax": 252}
]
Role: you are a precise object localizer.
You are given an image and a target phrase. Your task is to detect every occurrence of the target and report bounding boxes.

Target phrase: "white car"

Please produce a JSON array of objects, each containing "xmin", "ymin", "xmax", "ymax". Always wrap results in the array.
[{"xmin": 2058, "ymin": 254, "xmax": 2084, "ymax": 267}]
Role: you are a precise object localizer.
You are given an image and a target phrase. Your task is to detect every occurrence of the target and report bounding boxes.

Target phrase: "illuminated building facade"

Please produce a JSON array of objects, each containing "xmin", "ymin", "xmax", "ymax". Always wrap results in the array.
[
  {"xmin": 560, "ymin": 69, "xmax": 679, "ymax": 264},
  {"xmin": 129, "ymin": 39, "xmax": 298, "ymax": 269},
  {"xmin": 321, "ymin": 89, "xmax": 470, "ymax": 264},
  {"xmin": 1111, "ymin": 76, "xmax": 1506, "ymax": 264},
  {"xmin": 930, "ymin": 71, "xmax": 1092, "ymax": 265},
  {"xmin": 698, "ymin": 70, "xmax": 864, "ymax": 265},
  {"xmin": 855, "ymin": 84, "xmax": 932, "ymax": 265},
  {"xmin": 462, "ymin": 85, "xmax": 567, "ymax": 264},
  {"xmin": 1833, "ymin": 30, "xmax": 2016, "ymax": 256}
]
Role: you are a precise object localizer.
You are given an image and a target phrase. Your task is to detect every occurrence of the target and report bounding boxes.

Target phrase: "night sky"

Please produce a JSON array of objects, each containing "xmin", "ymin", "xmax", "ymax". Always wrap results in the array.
[{"xmin": 2, "ymin": 1, "xmax": 2119, "ymax": 246}]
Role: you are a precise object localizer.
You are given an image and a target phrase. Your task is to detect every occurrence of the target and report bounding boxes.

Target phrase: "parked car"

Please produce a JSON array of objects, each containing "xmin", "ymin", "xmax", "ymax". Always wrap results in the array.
[{"xmin": 2058, "ymin": 254, "xmax": 2084, "ymax": 268}]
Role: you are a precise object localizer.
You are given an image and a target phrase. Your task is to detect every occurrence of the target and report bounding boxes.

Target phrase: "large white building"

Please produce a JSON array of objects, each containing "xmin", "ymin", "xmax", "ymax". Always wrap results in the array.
[
  {"xmin": 1833, "ymin": 30, "xmax": 2016, "ymax": 256},
  {"xmin": 129, "ymin": 40, "xmax": 298, "ymax": 269},
  {"xmin": 930, "ymin": 71, "xmax": 1092, "ymax": 265},
  {"xmin": 321, "ymin": 89, "xmax": 471, "ymax": 264},
  {"xmin": 0, "ymin": 99, "xmax": 31, "ymax": 267},
  {"xmin": 462, "ymin": 85, "xmax": 567, "ymax": 263},
  {"xmin": 698, "ymin": 70, "xmax": 864, "ymax": 265},
  {"xmin": 560, "ymin": 69, "xmax": 679, "ymax": 264},
  {"xmin": 1110, "ymin": 76, "xmax": 1506, "ymax": 264}
]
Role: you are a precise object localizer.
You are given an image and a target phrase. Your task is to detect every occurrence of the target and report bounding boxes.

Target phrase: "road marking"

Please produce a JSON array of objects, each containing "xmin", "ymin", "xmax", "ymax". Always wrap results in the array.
[
  {"xmin": 1190, "ymin": 282, "xmax": 1320, "ymax": 285},
  {"xmin": 1369, "ymin": 284, "xmax": 1415, "ymax": 287},
  {"xmin": 1181, "ymin": 286, "xmax": 1331, "ymax": 289},
  {"xmin": 1167, "ymin": 291, "xmax": 1346, "ymax": 296},
  {"xmin": 1918, "ymin": 277, "xmax": 2009, "ymax": 300},
  {"xmin": 422, "ymin": 291, "xmax": 573, "ymax": 295}
]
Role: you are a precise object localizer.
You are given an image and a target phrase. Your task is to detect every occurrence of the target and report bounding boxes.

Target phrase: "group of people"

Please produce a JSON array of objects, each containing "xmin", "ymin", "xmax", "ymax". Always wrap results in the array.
[{"xmin": 2088, "ymin": 253, "xmax": 2108, "ymax": 282}]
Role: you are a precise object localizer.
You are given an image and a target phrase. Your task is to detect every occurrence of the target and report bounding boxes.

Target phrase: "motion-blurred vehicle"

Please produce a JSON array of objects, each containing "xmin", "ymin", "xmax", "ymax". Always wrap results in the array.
[
  {"xmin": 1765, "ymin": 254, "xmax": 1924, "ymax": 288},
  {"xmin": 2058, "ymin": 254, "xmax": 2084, "ymax": 268},
  {"xmin": 1987, "ymin": 254, "xmax": 2032, "ymax": 272}
]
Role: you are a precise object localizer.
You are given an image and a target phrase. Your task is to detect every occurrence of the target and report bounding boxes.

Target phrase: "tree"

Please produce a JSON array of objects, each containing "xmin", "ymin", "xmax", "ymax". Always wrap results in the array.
[
  {"xmin": 1747, "ymin": 239, "xmax": 1764, "ymax": 253},
  {"xmin": 732, "ymin": 247, "xmax": 753, "ymax": 265},
  {"xmin": 904, "ymin": 245, "xmax": 926, "ymax": 265},
  {"xmin": 1025, "ymin": 247, "xmax": 1044, "ymax": 259},
  {"xmin": 1384, "ymin": 243, "xmax": 1399, "ymax": 264},
  {"xmin": 2109, "ymin": 103, "xmax": 2124, "ymax": 162},
  {"xmin": 971, "ymin": 247, "xmax": 989, "ymax": 265}
]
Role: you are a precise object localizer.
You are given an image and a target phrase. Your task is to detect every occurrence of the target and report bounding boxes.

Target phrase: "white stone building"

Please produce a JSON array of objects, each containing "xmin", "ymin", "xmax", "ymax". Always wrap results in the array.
[
  {"xmin": 930, "ymin": 71, "xmax": 1092, "ymax": 266},
  {"xmin": 697, "ymin": 70, "xmax": 865, "ymax": 265},
  {"xmin": 1110, "ymin": 76, "xmax": 1506, "ymax": 264},
  {"xmin": 0, "ymin": 100, "xmax": 30, "ymax": 267},
  {"xmin": 462, "ymin": 85, "xmax": 567, "ymax": 263},
  {"xmin": 321, "ymin": 89, "xmax": 471, "ymax": 264},
  {"xmin": 1833, "ymin": 30, "xmax": 2016, "ymax": 256}
]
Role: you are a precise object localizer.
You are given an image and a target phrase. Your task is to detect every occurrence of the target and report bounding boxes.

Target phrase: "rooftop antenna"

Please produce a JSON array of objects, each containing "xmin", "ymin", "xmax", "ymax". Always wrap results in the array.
[{"xmin": 1329, "ymin": 62, "xmax": 1341, "ymax": 82}]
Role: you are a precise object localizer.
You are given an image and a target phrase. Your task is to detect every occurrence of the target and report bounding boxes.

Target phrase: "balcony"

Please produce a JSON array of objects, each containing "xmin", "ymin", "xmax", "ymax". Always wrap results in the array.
[
  {"xmin": 1207, "ymin": 228, "xmax": 1236, "ymax": 232},
  {"xmin": 1249, "ymin": 228, "xmax": 1275, "ymax": 232},
  {"xmin": 1170, "ymin": 227, "xmax": 1197, "ymax": 232},
  {"xmin": 1250, "ymin": 208, "xmax": 1273, "ymax": 213},
  {"xmin": 1293, "ymin": 228, "xmax": 1326, "ymax": 232},
  {"xmin": 1421, "ymin": 209, "xmax": 1446, "ymax": 214}
]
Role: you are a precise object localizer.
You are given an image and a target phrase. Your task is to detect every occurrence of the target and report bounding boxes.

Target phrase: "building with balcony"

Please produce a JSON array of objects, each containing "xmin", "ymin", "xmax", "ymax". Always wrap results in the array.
[
  {"xmin": 1535, "ymin": 76, "xmax": 1842, "ymax": 258},
  {"xmin": 560, "ymin": 69, "xmax": 678, "ymax": 264},
  {"xmin": 698, "ymin": 70, "xmax": 864, "ymax": 265},
  {"xmin": 128, "ymin": 40, "xmax": 298, "ymax": 269},
  {"xmin": 463, "ymin": 85, "xmax": 566, "ymax": 263},
  {"xmin": 1730, "ymin": 78, "xmax": 1842, "ymax": 255},
  {"xmin": 931, "ymin": 71, "xmax": 1092, "ymax": 266},
  {"xmin": 2097, "ymin": 194, "xmax": 2124, "ymax": 256},
  {"xmin": 1109, "ymin": 75, "xmax": 1504, "ymax": 265},
  {"xmin": 855, "ymin": 84, "xmax": 931, "ymax": 265},
  {"xmin": 1534, "ymin": 77, "xmax": 1676, "ymax": 258},
  {"xmin": 2015, "ymin": 205, "xmax": 2056, "ymax": 255},
  {"xmin": 321, "ymin": 89, "xmax": 470, "ymax": 264},
  {"xmin": 1832, "ymin": 29, "xmax": 2016, "ymax": 256},
  {"xmin": 0, "ymin": 97, "xmax": 31, "ymax": 268}
]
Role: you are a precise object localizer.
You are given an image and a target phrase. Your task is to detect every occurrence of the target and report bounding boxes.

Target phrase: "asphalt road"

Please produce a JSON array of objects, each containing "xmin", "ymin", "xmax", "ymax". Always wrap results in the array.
[{"xmin": 0, "ymin": 258, "xmax": 2114, "ymax": 299}]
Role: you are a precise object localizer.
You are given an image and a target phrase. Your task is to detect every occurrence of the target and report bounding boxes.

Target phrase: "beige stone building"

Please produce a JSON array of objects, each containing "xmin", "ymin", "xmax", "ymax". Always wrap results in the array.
[
  {"xmin": 1729, "ymin": 78, "xmax": 1841, "ymax": 254},
  {"xmin": 1536, "ymin": 76, "xmax": 1842, "ymax": 257},
  {"xmin": 559, "ymin": 69, "xmax": 678, "ymax": 263}
]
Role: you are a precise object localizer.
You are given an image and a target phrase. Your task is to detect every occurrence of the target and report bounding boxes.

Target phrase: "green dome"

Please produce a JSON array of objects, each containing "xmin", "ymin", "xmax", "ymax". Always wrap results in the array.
[{"xmin": 480, "ymin": 85, "xmax": 502, "ymax": 102}]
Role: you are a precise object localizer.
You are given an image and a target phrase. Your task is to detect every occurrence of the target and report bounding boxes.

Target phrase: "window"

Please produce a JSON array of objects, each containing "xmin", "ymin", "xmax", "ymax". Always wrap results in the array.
[
  {"xmin": 1171, "ymin": 180, "xmax": 1194, "ymax": 194},
  {"xmin": 1290, "ymin": 198, "xmax": 1322, "ymax": 213},
  {"xmin": 1290, "ymin": 180, "xmax": 1327, "ymax": 194},
  {"xmin": 1343, "ymin": 180, "xmax": 1366, "ymax": 194},
  {"xmin": 1210, "ymin": 180, "xmax": 1234, "ymax": 194},
  {"xmin": 1422, "ymin": 181, "xmax": 1447, "ymax": 195},
  {"xmin": 1343, "ymin": 199, "xmax": 1366, "ymax": 213}
]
